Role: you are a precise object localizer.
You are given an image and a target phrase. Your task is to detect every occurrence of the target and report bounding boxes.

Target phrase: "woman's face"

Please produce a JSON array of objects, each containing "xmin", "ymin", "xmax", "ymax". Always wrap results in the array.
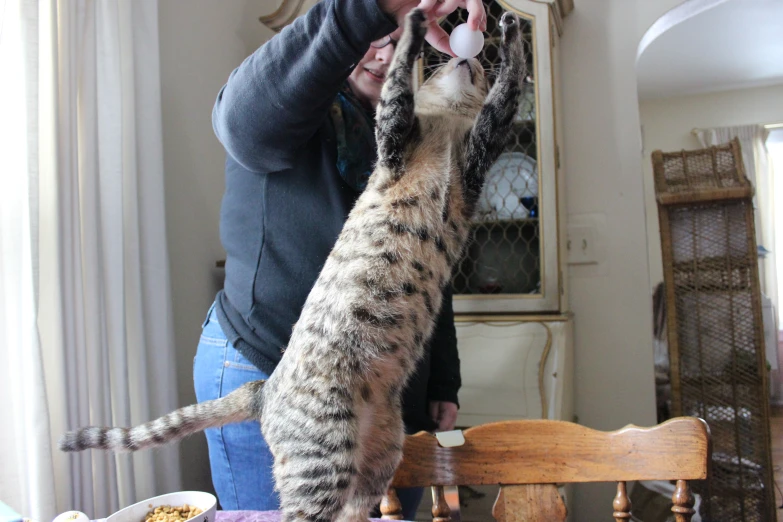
[{"xmin": 347, "ymin": 27, "xmax": 404, "ymax": 109}]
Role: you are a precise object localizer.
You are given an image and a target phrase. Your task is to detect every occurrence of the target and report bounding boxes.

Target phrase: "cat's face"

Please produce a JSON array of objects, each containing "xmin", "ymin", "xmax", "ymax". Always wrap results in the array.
[{"xmin": 416, "ymin": 58, "xmax": 488, "ymax": 116}]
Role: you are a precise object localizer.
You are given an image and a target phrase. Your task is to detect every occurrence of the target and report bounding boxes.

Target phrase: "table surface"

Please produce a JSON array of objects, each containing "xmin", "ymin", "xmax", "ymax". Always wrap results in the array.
[
  {"xmin": 92, "ymin": 509, "xmax": 410, "ymax": 522},
  {"xmin": 216, "ymin": 511, "xmax": 410, "ymax": 522}
]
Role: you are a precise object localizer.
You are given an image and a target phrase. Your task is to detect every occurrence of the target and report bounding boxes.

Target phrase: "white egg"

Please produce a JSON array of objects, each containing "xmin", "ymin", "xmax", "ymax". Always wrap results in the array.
[{"xmin": 449, "ymin": 23, "xmax": 484, "ymax": 59}]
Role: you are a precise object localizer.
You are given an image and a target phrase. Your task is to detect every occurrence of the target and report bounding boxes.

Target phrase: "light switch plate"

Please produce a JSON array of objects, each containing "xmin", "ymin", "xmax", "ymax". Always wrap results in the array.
[
  {"xmin": 567, "ymin": 225, "xmax": 598, "ymax": 265},
  {"xmin": 567, "ymin": 213, "xmax": 608, "ymax": 277}
]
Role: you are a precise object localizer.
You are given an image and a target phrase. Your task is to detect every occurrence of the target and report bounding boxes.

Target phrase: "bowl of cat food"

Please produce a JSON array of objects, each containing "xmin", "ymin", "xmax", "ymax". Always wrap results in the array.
[{"xmin": 106, "ymin": 491, "xmax": 216, "ymax": 522}]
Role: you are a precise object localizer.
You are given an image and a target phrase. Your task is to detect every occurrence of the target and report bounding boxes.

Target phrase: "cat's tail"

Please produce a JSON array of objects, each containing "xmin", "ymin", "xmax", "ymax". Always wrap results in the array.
[{"xmin": 58, "ymin": 379, "xmax": 266, "ymax": 452}]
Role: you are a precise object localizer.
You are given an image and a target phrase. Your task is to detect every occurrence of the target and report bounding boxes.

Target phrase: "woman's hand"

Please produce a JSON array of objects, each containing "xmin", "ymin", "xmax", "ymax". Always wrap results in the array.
[
  {"xmin": 429, "ymin": 400, "xmax": 459, "ymax": 432},
  {"xmin": 378, "ymin": 0, "xmax": 487, "ymax": 56}
]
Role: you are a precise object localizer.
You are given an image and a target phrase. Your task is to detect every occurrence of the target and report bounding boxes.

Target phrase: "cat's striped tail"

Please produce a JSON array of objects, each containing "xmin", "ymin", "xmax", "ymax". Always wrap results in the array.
[{"xmin": 58, "ymin": 379, "xmax": 265, "ymax": 452}]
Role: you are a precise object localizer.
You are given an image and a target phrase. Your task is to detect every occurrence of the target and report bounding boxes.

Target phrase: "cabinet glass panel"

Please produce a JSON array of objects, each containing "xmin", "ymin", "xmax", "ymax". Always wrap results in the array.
[{"xmin": 421, "ymin": 1, "xmax": 540, "ymax": 296}]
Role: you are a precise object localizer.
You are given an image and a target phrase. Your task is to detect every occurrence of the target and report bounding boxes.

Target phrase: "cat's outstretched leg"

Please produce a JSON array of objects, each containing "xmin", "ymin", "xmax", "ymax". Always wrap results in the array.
[
  {"xmin": 375, "ymin": 8, "xmax": 427, "ymax": 175},
  {"xmin": 462, "ymin": 12, "xmax": 525, "ymax": 211}
]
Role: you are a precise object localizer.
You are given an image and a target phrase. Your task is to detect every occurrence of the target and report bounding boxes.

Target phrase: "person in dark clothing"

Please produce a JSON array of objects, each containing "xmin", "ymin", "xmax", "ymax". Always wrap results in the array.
[{"xmin": 193, "ymin": 0, "xmax": 486, "ymax": 516}]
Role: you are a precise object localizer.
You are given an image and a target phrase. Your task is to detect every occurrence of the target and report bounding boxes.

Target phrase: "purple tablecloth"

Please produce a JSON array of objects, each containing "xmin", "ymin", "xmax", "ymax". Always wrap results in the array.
[{"xmin": 216, "ymin": 511, "xmax": 409, "ymax": 522}]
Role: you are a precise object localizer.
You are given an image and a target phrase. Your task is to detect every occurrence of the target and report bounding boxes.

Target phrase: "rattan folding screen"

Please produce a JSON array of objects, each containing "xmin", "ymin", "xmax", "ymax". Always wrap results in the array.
[{"xmin": 652, "ymin": 138, "xmax": 776, "ymax": 521}]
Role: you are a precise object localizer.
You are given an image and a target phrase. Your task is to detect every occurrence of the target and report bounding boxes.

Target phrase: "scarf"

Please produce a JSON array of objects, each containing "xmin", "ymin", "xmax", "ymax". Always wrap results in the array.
[{"xmin": 328, "ymin": 85, "xmax": 377, "ymax": 192}]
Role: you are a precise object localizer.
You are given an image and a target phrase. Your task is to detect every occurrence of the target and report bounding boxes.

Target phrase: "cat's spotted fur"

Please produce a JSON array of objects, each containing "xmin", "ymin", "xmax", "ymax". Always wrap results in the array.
[{"xmin": 60, "ymin": 10, "xmax": 524, "ymax": 522}]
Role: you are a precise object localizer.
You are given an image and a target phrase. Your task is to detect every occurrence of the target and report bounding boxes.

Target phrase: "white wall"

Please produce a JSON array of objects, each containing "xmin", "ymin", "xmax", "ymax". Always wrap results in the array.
[
  {"xmin": 558, "ymin": 1, "xmax": 691, "ymax": 518},
  {"xmin": 157, "ymin": 0, "xmax": 691, "ymax": 518},
  {"xmin": 158, "ymin": 0, "xmax": 277, "ymax": 494},
  {"xmin": 640, "ymin": 83, "xmax": 783, "ymax": 285}
]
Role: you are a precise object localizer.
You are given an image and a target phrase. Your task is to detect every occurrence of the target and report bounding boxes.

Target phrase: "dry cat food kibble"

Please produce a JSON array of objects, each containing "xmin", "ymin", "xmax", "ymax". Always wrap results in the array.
[{"xmin": 142, "ymin": 505, "xmax": 203, "ymax": 522}]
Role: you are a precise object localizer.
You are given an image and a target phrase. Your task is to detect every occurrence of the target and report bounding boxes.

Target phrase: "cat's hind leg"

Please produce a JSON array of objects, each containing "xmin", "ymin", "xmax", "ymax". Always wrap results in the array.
[
  {"xmin": 268, "ymin": 397, "xmax": 359, "ymax": 522},
  {"xmin": 335, "ymin": 396, "xmax": 405, "ymax": 522},
  {"xmin": 274, "ymin": 444, "xmax": 357, "ymax": 522}
]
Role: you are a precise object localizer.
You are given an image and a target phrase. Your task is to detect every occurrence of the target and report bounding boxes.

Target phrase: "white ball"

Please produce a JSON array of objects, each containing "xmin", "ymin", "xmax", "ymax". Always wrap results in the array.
[
  {"xmin": 449, "ymin": 23, "xmax": 484, "ymax": 59},
  {"xmin": 52, "ymin": 512, "xmax": 89, "ymax": 522}
]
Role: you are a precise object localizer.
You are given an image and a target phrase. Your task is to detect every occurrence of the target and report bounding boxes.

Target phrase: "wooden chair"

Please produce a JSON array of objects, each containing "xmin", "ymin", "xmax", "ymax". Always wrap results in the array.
[{"xmin": 380, "ymin": 417, "xmax": 710, "ymax": 522}]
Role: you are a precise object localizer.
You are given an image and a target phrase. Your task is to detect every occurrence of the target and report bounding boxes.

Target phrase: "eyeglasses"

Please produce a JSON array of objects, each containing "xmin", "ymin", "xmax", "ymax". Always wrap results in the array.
[{"xmin": 370, "ymin": 35, "xmax": 398, "ymax": 49}]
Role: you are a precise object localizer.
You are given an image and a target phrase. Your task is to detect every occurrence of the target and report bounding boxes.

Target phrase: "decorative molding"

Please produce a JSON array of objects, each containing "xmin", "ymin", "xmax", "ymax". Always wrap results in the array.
[
  {"xmin": 260, "ymin": 0, "xmax": 573, "ymax": 35},
  {"xmin": 454, "ymin": 313, "xmax": 571, "ymax": 323},
  {"xmin": 259, "ymin": 0, "xmax": 308, "ymax": 32},
  {"xmin": 551, "ymin": 0, "xmax": 574, "ymax": 36},
  {"xmin": 531, "ymin": 0, "xmax": 573, "ymax": 36},
  {"xmin": 557, "ymin": 0, "xmax": 574, "ymax": 17},
  {"xmin": 537, "ymin": 322, "xmax": 553, "ymax": 419}
]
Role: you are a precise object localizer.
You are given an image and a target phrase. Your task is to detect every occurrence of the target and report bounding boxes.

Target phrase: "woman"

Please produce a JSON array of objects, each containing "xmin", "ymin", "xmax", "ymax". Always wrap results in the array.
[{"xmin": 194, "ymin": 0, "xmax": 486, "ymax": 516}]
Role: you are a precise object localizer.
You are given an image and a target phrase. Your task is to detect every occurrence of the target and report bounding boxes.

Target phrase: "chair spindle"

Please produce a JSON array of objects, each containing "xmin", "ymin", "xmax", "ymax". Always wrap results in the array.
[
  {"xmin": 671, "ymin": 479, "xmax": 695, "ymax": 522},
  {"xmin": 432, "ymin": 485, "xmax": 451, "ymax": 522},
  {"xmin": 612, "ymin": 481, "xmax": 632, "ymax": 521},
  {"xmin": 380, "ymin": 487, "xmax": 403, "ymax": 520}
]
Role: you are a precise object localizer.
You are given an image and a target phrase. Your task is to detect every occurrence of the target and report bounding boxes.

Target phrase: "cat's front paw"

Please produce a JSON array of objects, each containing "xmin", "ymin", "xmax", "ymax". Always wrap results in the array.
[
  {"xmin": 499, "ymin": 12, "xmax": 520, "ymax": 41},
  {"xmin": 398, "ymin": 8, "xmax": 427, "ymax": 59},
  {"xmin": 499, "ymin": 11, "xmax": 523, "ymax": 66},
  {"xmin": 405, "ymin": 8, "xmax": 428, "ymax": 39}
]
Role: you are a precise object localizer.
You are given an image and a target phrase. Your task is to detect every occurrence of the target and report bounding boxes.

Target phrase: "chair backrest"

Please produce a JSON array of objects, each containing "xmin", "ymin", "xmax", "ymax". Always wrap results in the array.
[{"xmin": 380, "ymin": 417, "xmax": 710, "ymax": 522}]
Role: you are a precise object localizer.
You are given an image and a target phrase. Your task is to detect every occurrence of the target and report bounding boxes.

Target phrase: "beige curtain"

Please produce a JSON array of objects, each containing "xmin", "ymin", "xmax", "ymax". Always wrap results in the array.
[
  {"xmin": 694, "ymin": 125, "xmax": 777, "ymax": 322},
  {"xmin": 0, "ymin": 1, "xmax": 181, "ymax": 519}
]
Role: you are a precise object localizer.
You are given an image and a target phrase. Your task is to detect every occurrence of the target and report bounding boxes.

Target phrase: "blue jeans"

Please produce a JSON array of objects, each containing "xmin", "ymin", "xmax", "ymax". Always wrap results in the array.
[
  {"xmin": 193, "ymin": 302, "xmax": 422, "ymax": 518},
  {"xmin": 193, "ymin": 303, "xmax": 279, "ymax": 510}
]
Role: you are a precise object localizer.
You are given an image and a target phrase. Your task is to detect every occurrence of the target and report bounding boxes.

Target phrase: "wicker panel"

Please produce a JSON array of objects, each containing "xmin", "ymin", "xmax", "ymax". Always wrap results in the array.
[
  {"xmin": 655, "ymin": 145, "xmax": 747, "ymax": 193},
  {"xmin": 653, "ymin": 138, "xmax": 776, "ymax": 521},
  {"xmin": 422, "ymin": 1, "xmax": 540, "ymax": 296}
]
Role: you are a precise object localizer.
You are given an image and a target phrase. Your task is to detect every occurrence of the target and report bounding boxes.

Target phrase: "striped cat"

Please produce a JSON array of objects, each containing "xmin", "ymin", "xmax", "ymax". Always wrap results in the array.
[{"xmin": 60, "ymin": 9, "xmax": 524, "ymax": 522}]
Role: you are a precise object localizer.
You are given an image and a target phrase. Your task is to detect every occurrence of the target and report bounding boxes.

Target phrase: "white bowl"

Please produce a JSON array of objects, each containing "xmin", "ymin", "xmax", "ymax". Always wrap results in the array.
[{"xmin": 106, "ymin": 491, "xmax": 217, "ymax": 522}]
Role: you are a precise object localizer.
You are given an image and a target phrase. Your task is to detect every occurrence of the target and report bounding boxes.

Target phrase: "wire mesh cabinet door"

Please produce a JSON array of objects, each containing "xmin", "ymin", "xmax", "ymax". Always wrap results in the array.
[{"xmin": 417, "ymin": 0, "xmax": 563, "ymax": 313}]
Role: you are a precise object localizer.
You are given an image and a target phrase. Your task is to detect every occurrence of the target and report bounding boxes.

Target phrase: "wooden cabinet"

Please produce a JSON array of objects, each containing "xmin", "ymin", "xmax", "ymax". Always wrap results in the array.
[
  {"xmin": 420, "ymin": 0, "xmax": 568, "ymax": 315},
  {"xmin": 455, "ymin": 316, "xmax": 573, "ymax": 427},
  {"xmin": 417, "ymin": 0, "xmax": 573, "ymax": 424},
  {"xmin": 262, "ymin": 0, "xmax": 575, "ymax": 425}
]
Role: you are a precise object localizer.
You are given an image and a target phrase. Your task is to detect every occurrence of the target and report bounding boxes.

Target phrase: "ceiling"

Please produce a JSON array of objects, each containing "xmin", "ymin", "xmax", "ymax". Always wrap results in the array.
[{"xmin": 636, "ymin": 0, "xmax": 783, "ymax": 100}]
